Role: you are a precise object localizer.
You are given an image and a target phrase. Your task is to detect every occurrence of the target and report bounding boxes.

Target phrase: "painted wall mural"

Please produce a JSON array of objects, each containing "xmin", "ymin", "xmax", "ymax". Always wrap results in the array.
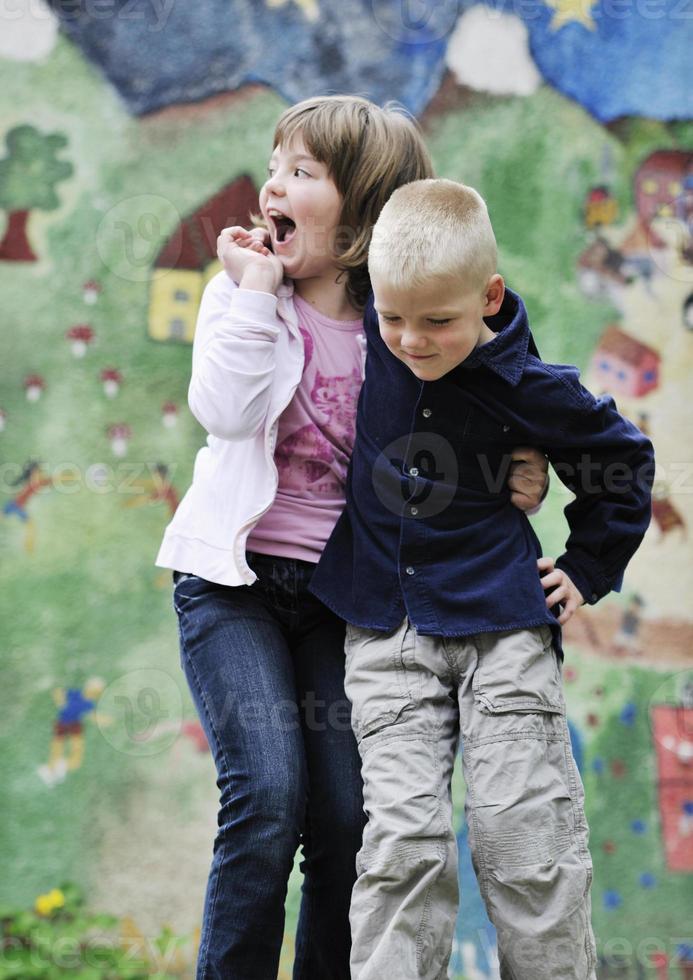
[
  {"xmin": 1, "ymin": 2, "xmax": 691, "ymax": 977},
  {"xmin": 42, "ymin": 0, "xmax": 693, "ymax": 121}
]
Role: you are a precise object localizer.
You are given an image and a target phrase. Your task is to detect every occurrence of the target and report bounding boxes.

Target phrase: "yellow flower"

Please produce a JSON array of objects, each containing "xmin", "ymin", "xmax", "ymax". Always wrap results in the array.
[
  {"xmin": 48, "ymin": 889, "xmax": 65, "ymax": 909},
  {"xmin": 35, "ymin": 889, "xmax": 66, "ymax": 916}
]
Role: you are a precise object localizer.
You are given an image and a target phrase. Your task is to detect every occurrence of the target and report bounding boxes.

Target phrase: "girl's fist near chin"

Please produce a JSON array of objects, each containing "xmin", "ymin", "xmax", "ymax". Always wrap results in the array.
[{"xmin": 217, "ymin": 226, "xmax": 283, "ymax": 293}]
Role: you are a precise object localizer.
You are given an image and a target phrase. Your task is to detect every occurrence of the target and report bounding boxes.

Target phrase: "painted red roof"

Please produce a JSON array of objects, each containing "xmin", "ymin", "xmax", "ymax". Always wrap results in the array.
[
  {"xmin": 155, "ymin": 175, "xmax": 260, "ymax": 270},
  {"xmin": 597, "ymin": 325, "xmax": 660, "ymax": 367},
  {"xmin": 635, "ymin": 150, "xmax": 693, "ymax": 181}
]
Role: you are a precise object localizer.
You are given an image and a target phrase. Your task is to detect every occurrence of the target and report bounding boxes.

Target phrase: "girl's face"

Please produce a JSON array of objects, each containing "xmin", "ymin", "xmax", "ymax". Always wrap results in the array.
[{"xmin": 259, "ymin": 136, "xmax": 344, "ymax": 283}]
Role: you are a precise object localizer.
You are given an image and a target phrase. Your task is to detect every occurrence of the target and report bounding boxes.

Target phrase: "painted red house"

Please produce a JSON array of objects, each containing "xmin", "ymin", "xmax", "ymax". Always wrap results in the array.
[
  {"xmin": 651, "ymin": 704, "xmax": 693, "ymax": 872},
  {"xmin": 634, "ymin": 150, "xmax": 693, "ymax": 229},
  {"xmin": 590, "ymin": 325, "xmax": 660, "ymax": 398},
  {"xmin": 148, "ymin": 175, "xmax": 259, "ymax": 343}
]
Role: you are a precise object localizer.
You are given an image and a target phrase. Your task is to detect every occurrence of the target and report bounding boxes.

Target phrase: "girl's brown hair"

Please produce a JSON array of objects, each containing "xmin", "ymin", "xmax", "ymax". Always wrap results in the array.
[{"xmin": 269, "ymin": 95, "xmax": 434, "ymax": 310}]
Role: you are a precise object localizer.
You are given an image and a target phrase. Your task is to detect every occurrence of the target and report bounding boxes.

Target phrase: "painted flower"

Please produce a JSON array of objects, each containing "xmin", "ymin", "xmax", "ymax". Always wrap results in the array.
[{"xmin": 35, "ymin": 888, "xmax": 66, "ymax": 916}]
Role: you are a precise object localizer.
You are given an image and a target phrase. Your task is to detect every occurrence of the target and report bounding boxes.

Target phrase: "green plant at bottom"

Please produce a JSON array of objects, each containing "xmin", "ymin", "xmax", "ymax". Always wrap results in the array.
[{"xmin": 0, "ymin": 883, "xmax": 186, "ymax": 979}]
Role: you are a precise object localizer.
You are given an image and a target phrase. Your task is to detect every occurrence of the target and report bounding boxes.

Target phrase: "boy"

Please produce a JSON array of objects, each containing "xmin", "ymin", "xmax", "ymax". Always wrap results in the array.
[{"xmin": 310, "ymin": 179, "xmax": 654, "ymax": 980}]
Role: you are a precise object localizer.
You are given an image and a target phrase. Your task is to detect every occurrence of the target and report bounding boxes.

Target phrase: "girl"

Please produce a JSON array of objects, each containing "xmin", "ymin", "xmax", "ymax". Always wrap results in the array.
[{"xmin": 156, "ymin": 95, "xmax": 549, "ymax": 980}]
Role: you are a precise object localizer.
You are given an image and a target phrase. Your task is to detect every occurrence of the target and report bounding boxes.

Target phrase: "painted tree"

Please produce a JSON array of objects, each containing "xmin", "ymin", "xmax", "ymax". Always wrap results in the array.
[{"xmin": 0, "ymin": 125, "xmax": 73, "ymax": 261}]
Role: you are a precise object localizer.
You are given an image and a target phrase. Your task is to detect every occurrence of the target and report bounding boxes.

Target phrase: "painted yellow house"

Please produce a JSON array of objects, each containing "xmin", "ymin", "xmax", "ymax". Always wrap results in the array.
[{"xmin": 148, "ymin": 175, "xmax": 260, "ymax": 343}]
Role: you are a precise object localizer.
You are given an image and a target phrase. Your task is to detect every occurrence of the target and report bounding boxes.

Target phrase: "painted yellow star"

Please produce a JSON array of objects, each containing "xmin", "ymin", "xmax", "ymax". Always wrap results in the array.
[
  {"xmin": 266, "ymin": 0, "xmax": 320, "ymax": 22},
  {"xmin": 544, "ymin": 0, "xmax": 597, "ymax": 30}
]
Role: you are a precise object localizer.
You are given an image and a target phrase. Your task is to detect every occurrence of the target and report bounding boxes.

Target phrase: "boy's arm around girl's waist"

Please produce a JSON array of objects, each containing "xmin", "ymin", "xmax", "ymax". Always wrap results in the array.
[
  {"xmin": 187, "ymin": 272, "xmax": 282, "ymax": 441},
  {"xmin": 517, "ymin": 359, "xmax": 654, "ymax": 605}
]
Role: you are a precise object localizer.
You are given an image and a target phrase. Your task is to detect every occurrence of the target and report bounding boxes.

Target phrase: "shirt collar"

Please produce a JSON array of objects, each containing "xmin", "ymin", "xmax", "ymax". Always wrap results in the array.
[{"xmin": 456, "ymin": 287, "xmax": 534, "ymax": 387}]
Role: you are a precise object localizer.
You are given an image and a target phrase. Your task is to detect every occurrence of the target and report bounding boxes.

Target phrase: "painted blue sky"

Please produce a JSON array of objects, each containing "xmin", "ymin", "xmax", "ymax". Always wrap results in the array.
[
  {"xmin": 494, "ymin": 0, "xmax": 693, "ymax": 121},
  {"xmin": 45, "ymin": 0, "xmax": 691, "ymax": 122}
]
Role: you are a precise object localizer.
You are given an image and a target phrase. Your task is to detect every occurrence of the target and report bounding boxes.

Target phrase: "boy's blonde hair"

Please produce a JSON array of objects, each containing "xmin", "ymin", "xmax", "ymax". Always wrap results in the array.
[
  {"xmin": 369, "ymin": 178, "xmax": 498, "ymax": 293},
  {"xmin": 260, "ymin": 95, "xmax": 434, "ymax": 309}
]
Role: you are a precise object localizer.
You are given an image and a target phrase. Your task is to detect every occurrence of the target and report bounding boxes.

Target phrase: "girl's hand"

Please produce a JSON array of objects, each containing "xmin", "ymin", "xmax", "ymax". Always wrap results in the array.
[
  {"xmin": 508, "ymin": 446, "xmax": 549, "ymax": 511},
  {"xmin": 537, "ymin": 557, "xmax": 584, "ymax": 625},
  {"xmin": 216, "ymin": 226, "xmax": 283, "ymax": 294}
]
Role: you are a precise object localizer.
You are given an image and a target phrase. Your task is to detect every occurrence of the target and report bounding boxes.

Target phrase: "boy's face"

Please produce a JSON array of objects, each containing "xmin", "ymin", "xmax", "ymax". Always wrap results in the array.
[{"xmin": 372, "ymin": 274, "xmax": 504, "ymax": 381}]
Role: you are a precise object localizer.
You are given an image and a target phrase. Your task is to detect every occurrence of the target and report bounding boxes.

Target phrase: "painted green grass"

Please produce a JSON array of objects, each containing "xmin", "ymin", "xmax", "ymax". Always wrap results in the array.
[{"xmin": 0, "ymin": 38, "xmax": 292, "ymax": 911}]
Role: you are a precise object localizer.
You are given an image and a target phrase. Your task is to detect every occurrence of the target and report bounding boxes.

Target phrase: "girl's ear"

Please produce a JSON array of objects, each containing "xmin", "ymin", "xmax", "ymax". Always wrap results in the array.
[{"xmin": 484, "ymin": 274, "xmax": 505, "ymax": 315}]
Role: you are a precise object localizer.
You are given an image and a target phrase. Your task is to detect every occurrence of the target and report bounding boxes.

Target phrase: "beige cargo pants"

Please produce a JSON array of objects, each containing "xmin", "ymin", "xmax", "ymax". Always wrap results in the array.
[{"xmin": 344, "ymin": 618, "xmax": 597, "ymax": 980}]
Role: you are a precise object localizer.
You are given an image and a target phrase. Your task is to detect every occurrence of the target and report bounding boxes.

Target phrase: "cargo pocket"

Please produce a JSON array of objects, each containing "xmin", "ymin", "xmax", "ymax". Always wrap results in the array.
[
  {"xmin": 344, "ymin": 621, "xmax": 418, "ymax": 742},
  {"xmin": 472, "ymin": 625, "xmax": 564, "ymax": 717}
]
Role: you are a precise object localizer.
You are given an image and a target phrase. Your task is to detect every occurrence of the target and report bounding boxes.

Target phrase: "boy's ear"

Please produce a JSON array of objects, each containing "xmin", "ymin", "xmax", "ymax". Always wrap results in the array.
[{"xmin": 484, "ymin": 274, "xmax": 505, "ymax": 315}]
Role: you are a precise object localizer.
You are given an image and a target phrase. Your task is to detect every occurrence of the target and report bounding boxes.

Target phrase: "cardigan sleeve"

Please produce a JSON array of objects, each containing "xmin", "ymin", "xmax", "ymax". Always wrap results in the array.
[{"xmin": 187, "ymin": 272, "xmax": 282, "ymax": 441}]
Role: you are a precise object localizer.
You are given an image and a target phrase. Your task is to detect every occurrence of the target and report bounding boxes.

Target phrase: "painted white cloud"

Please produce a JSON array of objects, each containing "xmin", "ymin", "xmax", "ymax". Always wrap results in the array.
[
  {"xmin": 446, "ymin": 5, "xmax": 542, "ymax": 97},
  {"xmin": 0, "ymin": 0, "xmax": 59, "ymax": 62}
]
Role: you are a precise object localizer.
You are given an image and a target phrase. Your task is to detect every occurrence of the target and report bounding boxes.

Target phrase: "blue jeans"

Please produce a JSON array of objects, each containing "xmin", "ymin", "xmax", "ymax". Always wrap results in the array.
[{"xmin": 172, "ymin": 552, "xmax": 365, "ymax": 979}]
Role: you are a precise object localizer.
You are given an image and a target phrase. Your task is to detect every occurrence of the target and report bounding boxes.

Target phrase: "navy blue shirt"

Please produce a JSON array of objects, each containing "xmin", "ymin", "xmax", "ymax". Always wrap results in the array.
[{"xmin": 310, "ymin": 288, "xmax": 654, "ymax": 655}]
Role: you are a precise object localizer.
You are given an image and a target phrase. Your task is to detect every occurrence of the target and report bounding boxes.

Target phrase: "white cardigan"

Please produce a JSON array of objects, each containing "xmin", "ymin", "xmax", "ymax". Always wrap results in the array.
[{"xmin": 155, "ymin": 271, "xmax": 307, "ymax": 586}]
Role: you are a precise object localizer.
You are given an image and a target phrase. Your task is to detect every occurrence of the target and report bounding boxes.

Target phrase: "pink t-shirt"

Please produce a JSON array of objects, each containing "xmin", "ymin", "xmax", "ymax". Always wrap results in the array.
[{"xmin": 246, "ymin": 292, "xmax": 364, "ymax": 563}]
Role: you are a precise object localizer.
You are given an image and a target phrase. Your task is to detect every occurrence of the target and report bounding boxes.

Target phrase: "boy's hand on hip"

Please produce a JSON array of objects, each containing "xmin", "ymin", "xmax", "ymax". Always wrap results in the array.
[
  {"xmin": 537, "ymin": 557, "xmax": 584, "ymax": 625},
  {"xmin": 508, "ymin": 446, "xmax": 549, "ymax": 511},
  {"xmin": 217, "ymin": 226, "xmax": 283, "ymax": 293}
]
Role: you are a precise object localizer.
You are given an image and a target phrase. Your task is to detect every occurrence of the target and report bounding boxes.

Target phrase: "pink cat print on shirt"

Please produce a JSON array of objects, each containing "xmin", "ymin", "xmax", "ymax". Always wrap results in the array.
[
  {"xmin": 275, "ymin": 368, "xmax": 361, "ymax": 495},
  {"xmin": 311, "ymin": 369, "xmax": 361, "ymax": 448}
]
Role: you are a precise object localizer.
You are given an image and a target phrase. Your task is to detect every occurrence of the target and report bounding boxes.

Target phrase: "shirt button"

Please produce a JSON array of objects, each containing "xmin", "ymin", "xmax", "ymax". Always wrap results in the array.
[
  {"xmin": 405, "ymin": 566, "xmax": 415, "ymax": 576},
  {"xmin": 409, "ymin": 467, "xmax": 419, "ymax": 477},
  {"xmin": 410, "ymin": 506, "xmax": 418, "ymax": 516},
  {"xmin": 422, "ymin": 408, "xmax": 432, "ymax": 418},
  {"xmin": 591, "ymin": 593, "xmax": 598, "ymax": 603},
  {"xmin": 502, "ymin": 424, "xmax": 510, "ymax": 432}
]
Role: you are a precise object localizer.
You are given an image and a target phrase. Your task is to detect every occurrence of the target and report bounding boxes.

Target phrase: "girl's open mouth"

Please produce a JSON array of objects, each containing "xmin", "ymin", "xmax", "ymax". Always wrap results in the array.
[{"xmin": 268, "ymin": 211, "xmax": 297, "ymax": 246}]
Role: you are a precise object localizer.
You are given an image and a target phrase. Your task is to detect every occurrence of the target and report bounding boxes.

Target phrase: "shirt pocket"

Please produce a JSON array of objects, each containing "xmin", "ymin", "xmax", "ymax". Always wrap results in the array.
[
  {"xmin": 461, "ymin": 408, "xmax": 522, "ymax": 496},
  {"xmin": 464, "ymin": 406, "xmax": 523, "ymax": 446}
]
